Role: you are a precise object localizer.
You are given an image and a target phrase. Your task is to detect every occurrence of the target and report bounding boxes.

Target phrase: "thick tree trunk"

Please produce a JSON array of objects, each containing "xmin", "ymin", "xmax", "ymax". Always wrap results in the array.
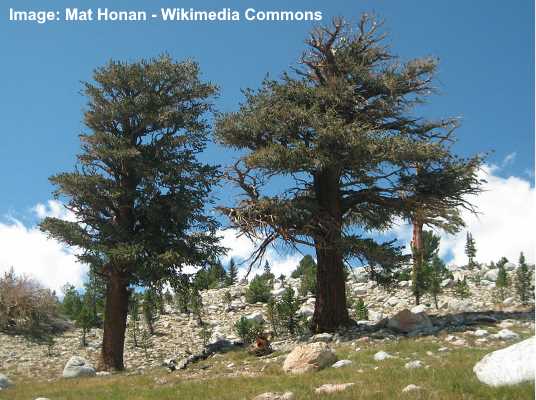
[
  {"xmin": 312, "ymin": 240, "xmax": 349, "ymax": 332},
  {"xmin": 311, "ymin": 168, "xmax": 350, "ymax": 333},
  {"xmin": 411, "ymin": 219, "xmax": 424, "ymax": 305},
  {"xmin": 101, "ymin": 270, "xmax": 130, "ymax": 371}
]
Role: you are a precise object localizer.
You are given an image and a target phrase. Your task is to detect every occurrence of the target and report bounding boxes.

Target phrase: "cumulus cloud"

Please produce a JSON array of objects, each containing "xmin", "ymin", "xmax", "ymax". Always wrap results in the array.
[
  {"xmin": 0, "ymin": 204, "xmax": 87, "ymax": 294},
  {"xmin": 389, "ymin": 164, "xmax": 535, "ymax": 266},
  {"xmin": 217, "ymin": 228, "xmax": 302, "ymax": 278},
  {"xmin": 3, "ymin": 163, "xmax": 532, "ymax": 293}
]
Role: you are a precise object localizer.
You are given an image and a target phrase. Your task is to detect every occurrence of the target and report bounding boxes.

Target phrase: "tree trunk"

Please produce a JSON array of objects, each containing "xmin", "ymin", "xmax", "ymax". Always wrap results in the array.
[
  {"xmin": 312, "ymin": 240, "xmax": 349, "ymax": 332},
  {"xmin": 101, "ymin": 270, "xmax": 130, "ymax": 371},
  {"xmin": 411, "ymin": 219, "xmax": 424, "ymax": 305},
  {"xmin": 311, "ymin": 168, "xmax": 350, "ymax": 333}
]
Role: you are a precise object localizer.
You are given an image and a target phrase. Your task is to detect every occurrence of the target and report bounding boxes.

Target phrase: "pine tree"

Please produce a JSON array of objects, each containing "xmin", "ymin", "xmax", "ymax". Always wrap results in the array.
[
  {"xmin": 262, "ymin": 260, "xmax": 275, "ymax": 282},
  {"xmin": 276, "ymin": 287, "xmax": 301, "ymax": 335},
  {"xmin": 226, "ymin": 258, "xmax": 238, "ymax": 286},
  {"xmin": 61, "ymin": 284, "xmax": 82, "ymax": 320},
  {"xmin": 76, "ymin": 291, "xmax": 95, "ymax": 347},
  {"xmin": 39, "ymin": 55, "xmax": 222, "ymax": 370},
  {"xmin": 515, "ymin": 252, "xmax": 534, "ymax": 305},
  {"xmin": 354, "ymin": 297, "xmax": 368, "ymax": 321},
  {"xmin": 215, "ymin": 16, "xmax": 482, "ymax": 332},
  {"xmin": 454, "ymin": 277, "xmax": 471, "ymax": 299},
  {"xmin": 427, "ymin": 255, "xmax": 446, "ymax": 309},
  {"xmin": 465, "ymin": 232, "xmax": 477, "ymax": 269},
  {"xmin": 495, "ymin": 257, "xmax": 510, "ymax": 302},
  {"xmin": 128, "ymin": 294, "xmax": 140, "ymax": 347},
  {"xmin": 142, "ymin": 289, "xmax": 157, "ymax": 335}
]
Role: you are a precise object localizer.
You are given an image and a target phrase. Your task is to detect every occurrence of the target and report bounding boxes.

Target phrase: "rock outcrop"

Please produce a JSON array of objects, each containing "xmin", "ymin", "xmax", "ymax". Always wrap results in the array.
[{"xmin": 473, "ymin": 337, "xmax": 535, "ymax": 386}]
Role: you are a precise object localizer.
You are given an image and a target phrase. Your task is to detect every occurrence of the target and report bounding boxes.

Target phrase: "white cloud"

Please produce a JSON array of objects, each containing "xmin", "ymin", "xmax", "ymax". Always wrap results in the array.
[
  {"xmin": 0, "ymin": 216, "xmax": 87, "ymax": 294},
  {"xmin": 217, "ymin": 228, "xmax": 303, "ymax": 278},
  {"xmin": 501, "ymin": 152, "xmax": 517, "ymax": 167},
  {"xmin": 389, "ymin": 164, "xmax": 535, "ymax": 266},
  {"xmin": 32, "ymin": 199, "xmax": 77, "ymax": 222}
]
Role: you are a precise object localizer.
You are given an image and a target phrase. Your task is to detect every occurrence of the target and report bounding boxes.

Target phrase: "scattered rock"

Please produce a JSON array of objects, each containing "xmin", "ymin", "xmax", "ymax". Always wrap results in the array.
[
  {"xmin": 402, "ymin": 384, "xmax": 421, "ymax": 393},
  {"xmin": 374, "ymin": 351, "xmax": 393, "ymax": 361},
  {"xmin": 483, "ymin": 269, "xmax": 499, "ymax": 282},
  {"xmin": 503, "ymin": 297, "xmax": 515, "ymax": 306},
  {"xmin": 474, "ymin": 336, "xmax": 535, "ymax": 386},
  {"xmin": 0, "ymin": 374, "xmax": 13, "ymax": 389},
  {"xmin": 332, "ymin": 359, "xmax": 352, "ymax": 368},
  {"xmin": 310, "ymin": 333, "xmax": 333, "ymax": 343},
  {"xmin": 405, "ymin": 360, "xmax": 423, "ymax": 369},
  {"xmin": 492, "ymin": 329, "xmax": 519, "ymax": 341},
  {"xmin": 62, "ymin": 356, "xmax": 96, "ymax": 378},
  {"xmin": 410, "ymin": 304, "xmax": 427, "ymax": 314},
  {"xmin": 314, "ymin": 383, "xmax": 355, "ymax": 394},
  {"xmin": 387, "ymin": 309, "xmax": 433, "ymax": 334},
  {"xmin": 472, "ymin": 329, "xmax": 489, "ymax": 337},
  {"xmin": 252, "ymin": 392, "xmax": 295, "ymax": 400},
  {"xmin": 282, "ymin": 342, "xmax": 337, "ymax": 374},
  {"xmin": 245, "ymin": 312, "xmax": 265, "ymax": 324}
]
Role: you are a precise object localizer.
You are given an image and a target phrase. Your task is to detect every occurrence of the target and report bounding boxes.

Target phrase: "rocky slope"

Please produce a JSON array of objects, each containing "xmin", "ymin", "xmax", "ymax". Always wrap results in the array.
[{"xmin": 1, "ymin": 262, "xmax": 533, "ymax": 381}]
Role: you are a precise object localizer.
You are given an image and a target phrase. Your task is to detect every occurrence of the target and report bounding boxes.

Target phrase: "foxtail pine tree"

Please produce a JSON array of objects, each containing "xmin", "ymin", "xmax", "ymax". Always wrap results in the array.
[
  {"xmin": 40, "ymin": 55, "xmax": 222, "ymax": 370},
  {"xmin": 215, "ymin": 15, "xmax": 482, "ymax": 332}
]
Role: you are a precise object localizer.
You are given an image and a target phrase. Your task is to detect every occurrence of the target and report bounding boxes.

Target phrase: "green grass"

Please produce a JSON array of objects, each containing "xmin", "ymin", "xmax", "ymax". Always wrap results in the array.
[{"xmin": 3, "ymin": 337, "xmax": 534, "ymax": 400}]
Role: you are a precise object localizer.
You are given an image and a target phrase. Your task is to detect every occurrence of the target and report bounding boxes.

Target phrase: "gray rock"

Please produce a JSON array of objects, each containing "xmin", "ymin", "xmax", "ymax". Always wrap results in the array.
[
  {"xmin": 474, "ymin": 337, "xmax": 534, "ymax": 386},
  {"xmin": 484, "ymin": 269, "xmax": 499, "ymax": 282},
  {"xmin": 332, "ymin": 359, "xmax": 352, "ymax": 368},
  {"xmin": 504, "ymin": 262, "xmax": 516, "ymax": 271},
  {"xmin": 402, "ymin": 384, "xmax": 421, "ymax": 393},
  {"xmin": 440, "ymin": 278, "xmax": 453, "ymax": 288},
  {"xmin": 315, "ymin": 383, "xmax": 355, "ymax": 394},
  {"xmin": 252, "ymin": 392, "xmax": 295, "ymax": 400},
  {"xmin": 492, "ymin": 329, "xmax": 519, "ymax": 341},
  {"xmin": 310, "ymin": 333, "xmax": 333, "ymax": 343},
  {"xmin": 246, "ymin": 312, "xmax": 265, "ymax": 324},
  {"xmin": 0, "ymin": 374, "xmax": 13, "ymax": 389},
  {"xmin": 405, "ymin": 360, "xmax": 423, "ymax": 369},
  {"xmin": 373, "ymin": 351, "xmax": 393, "ymax": 361},
  {"xmin": 297, "ymin": 304, "xmax": 314, "ymax": 317},
  {"xmin": 62, "ymin": 356, "xmax": 96, "ymax": 378}
]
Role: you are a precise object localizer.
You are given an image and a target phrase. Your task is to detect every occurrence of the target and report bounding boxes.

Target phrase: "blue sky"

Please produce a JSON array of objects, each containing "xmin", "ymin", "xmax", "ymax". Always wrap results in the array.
[{"xmin": 0, "ymin": 1, "xmax": 534, "ymax": 290}]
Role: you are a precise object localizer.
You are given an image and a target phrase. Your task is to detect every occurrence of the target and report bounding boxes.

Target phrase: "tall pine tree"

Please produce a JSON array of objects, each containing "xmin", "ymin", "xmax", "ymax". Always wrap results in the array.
[
  {"xmin": 40, "ymin": 55, "xmax": 222, "ymax": 370},
  {"xmin": 216, "ymin": 16, "xmax": 482, "ymax": 332}
]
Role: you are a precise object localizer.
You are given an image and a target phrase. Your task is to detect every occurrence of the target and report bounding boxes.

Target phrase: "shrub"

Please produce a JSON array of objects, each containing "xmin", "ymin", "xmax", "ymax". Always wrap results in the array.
[
  {"xmin": 354, "ymin": 297, "xmax": 368, "ymax": 320},
  {"xmin": 199, "ymin": 321, "xmax": 213, "ymax": 347},
  {"xmin": 0, "ymin": 268, "xmax": 60, "ymax": 335},
  {"xmin": 454, "ymin": 278, "xmax": 471, "ymax": 299},
  {"xmin": 233, "ymin": 316, "xmax": 264, "ymax": 344},
  {"xmin": 223, "ymin": 290, "xmax": 233, "ymax": 307},
  {"xmin": 245, "ymin": 275, "xmax": 272, "ymax": 304}
]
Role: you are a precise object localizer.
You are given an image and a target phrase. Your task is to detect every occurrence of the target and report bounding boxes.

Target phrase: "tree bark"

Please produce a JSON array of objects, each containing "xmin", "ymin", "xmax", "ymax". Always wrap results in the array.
[
  {"xmin": 411, "ymin": 218, "xmax": 424, "ymax": 305},
  {"xmin": 101, "ymin": 270, "xmax": 130, "ymax": 371},
  {"xmin": 311, "ymin": 168, "xmax": 350, "ymax": 333}
]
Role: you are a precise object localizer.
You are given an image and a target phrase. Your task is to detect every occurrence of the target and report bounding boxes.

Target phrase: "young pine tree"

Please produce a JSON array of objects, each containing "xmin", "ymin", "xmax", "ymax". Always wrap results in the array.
[
  {"xmin": 354, "ymin": 297, "xmax": 368, "ymax": 321},
  {"xmin": 39, "ymin": 56, "xmax": 222, "ymax": 370},
  {"xmin": 495, "ymin": 257, "xmax": 510, "ymax": 302},
  {"xmin": 226, "ymin": 258, "xmax": 238, "ymax": 286},
  {"xmin": 128, "ymin": 293, "xmax": 140, "ymax": 347},
  {"xmin": 143, "ymin": 289, "xmax": 157, "ymax": 335},
  {"xmin": 515, "ymin": 252, "xmax": 534, "ymax": 305},
  {"xmin": 465, "ymin": 232, "xmax": 477, "ymax": 269},
  {"xmin": 454, "ymin": 278, "xmax": 471, "ymax": 299}
]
